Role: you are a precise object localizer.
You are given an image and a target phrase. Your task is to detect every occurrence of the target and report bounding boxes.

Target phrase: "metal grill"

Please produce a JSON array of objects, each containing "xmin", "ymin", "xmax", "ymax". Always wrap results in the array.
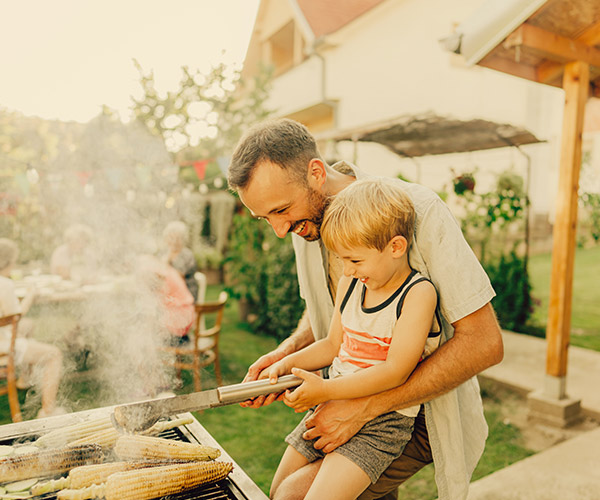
[{"xmin": 0, "ymin": 410, "xmax": 267, "ymax": 500}]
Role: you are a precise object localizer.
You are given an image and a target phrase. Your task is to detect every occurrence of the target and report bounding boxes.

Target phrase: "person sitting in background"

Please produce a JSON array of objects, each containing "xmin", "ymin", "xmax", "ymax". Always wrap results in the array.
[
  {"xmin": 50, "ymin": 223, "xmax": 98, "ymax": 283},
  {"xmin": 0, "ymin": 238, "xmax": 65, "ymax": 419},
  {"xmin": 162, "ymin": 220, "xmax": 199, "ymax": 301},
  {"xmin": 136, "ymin": 254, "xmax": 195, "ymax": 345}
]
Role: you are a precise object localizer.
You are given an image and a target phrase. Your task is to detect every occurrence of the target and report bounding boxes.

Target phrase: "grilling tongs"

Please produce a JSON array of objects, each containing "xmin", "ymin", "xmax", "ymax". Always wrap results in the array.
[{"xmin": 112, "ymin": 375, "xmax": 302, "ymax": 433}]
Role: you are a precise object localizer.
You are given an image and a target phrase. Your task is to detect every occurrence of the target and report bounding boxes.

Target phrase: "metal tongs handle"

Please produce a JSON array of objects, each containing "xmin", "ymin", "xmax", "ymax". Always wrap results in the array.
[{"xmin": 218, "ymin": 374, "xmax": 302, "ymax": 403}]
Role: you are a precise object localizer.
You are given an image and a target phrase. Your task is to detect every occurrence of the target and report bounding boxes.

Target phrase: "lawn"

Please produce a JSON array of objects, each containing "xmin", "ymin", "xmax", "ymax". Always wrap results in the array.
[{"xmin": 527, "ymin": 245, "xmax": 600, "ymax": 351}]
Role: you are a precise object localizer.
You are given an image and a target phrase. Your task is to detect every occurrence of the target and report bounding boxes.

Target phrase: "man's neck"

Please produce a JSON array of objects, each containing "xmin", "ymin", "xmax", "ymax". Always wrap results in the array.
[{"xmin": 324, "ymin": 163, "xmax": 356, "ymax": 197}]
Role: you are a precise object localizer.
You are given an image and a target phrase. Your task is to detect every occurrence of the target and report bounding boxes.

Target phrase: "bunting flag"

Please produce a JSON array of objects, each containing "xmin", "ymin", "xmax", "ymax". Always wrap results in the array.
[
  {"xmin": 193, "ymin": 160, "xmax": 209, "ymax": 180},
  {"xmin": 76, "ymin": 171, "xmax": 93, "ymax": 186},
  {"xmin": 0, "ymin": 193, "xmax": 18, "ymax": 215}
]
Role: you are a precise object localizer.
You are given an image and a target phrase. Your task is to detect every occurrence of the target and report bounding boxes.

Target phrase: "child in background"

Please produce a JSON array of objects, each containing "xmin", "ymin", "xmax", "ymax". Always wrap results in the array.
[
  {"xmin": 267, "ymin": 178, "xmax": 441, "ymax": 500},
  {"xmin": 0, "ymin": 238, "xmax": 65, "ymax": 419}
]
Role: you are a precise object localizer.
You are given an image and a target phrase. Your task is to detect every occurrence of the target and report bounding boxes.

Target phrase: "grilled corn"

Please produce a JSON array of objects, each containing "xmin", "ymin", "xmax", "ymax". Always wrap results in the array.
[
  {"xmin": 104, "ymin": 461, "xmax": 234, "ymax": 500},
  {"xmin": 56, "ymin": 483, "xmax": 104, "ymax": 500},
  {"xmin": 114, "ymin": 434, "xmax": 220, "ymax": 462},
  {"xmin": 66, "ymin": 416, "xmax": 194, "ymax": 449},
  {"xmin": 32, "ymin": 460, "xmax": 184, "ymax": 496},
  {"xmin": 0, "ymin": 444, "xmax": 103, "ymax": 482},
  {"xmin": 35, "ymin": 417, "xmax": 113, "ymax": 448}
]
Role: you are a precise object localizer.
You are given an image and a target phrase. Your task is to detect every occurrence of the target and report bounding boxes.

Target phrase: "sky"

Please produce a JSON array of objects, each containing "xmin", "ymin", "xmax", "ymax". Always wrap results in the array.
[{"xmin": 0, "ymin": 0, "xmax": 260, "ymax": 123}]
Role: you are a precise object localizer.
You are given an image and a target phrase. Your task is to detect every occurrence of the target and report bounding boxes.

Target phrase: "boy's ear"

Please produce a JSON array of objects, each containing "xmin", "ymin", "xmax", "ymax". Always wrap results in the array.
[
  {"xmin": 308, "ymin": 159, "xmax": 326, "ymax": 188},
  {"xmin": 390, "ymin": 235, "xmax": 408, "ymax": 257}
]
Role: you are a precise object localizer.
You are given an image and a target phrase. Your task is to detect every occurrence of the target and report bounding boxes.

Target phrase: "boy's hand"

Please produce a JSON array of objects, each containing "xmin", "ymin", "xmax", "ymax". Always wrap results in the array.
[
  {"xmin": 283, "ymin": 368, "xmax": 327, "ymax": 413},
  {"xmin": 266, "ymin": 359, "xmax": 290, "ymax": 384}
]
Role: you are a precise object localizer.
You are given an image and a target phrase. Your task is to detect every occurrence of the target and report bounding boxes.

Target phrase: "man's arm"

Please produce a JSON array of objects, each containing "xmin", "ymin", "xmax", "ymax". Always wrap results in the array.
[{"xmin": 303, "ymin": 302, "xmax": 503, "ymax": 453}]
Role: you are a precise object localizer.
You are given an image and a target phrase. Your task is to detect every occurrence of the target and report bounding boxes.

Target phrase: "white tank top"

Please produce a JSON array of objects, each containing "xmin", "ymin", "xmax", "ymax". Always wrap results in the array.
[{"xmin": 330, "ymin": 270, "xmax": 441, "ymax": 417}]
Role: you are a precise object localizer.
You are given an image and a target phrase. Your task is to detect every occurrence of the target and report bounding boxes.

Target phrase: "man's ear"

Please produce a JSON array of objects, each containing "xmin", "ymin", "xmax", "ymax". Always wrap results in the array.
[
  {"xmin": 308, "ymin": 159, "xmax": 327, "ymax": 188},
  {"xmin": 390, "ymin": 235, "xmax": 408, "ymax": 257}
]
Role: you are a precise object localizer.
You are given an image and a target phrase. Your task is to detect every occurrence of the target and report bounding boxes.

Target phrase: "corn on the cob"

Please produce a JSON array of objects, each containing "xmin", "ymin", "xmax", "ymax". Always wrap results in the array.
[
  {"xmin": 0, "ymin": 444, "xmax": 103, "ymax": 482},
  {"xmin": 103, "ymin": 461, "xmax": 234, "ymax": 500},
  {"xmin": 56, "ymin": 483, "xmax": 104, "ymax": 500},
  {"xmin": 65, "ymin": 416, "xmax": 194, "ymax": 449},
  {"xmin": 31, "ymin": 460, "xmax": 183, "ymax": 496},
  {"xmin": 114, "ymin": 434, "xmax": 220, "ymax": 462},
  {"xmin": 35, "ymin": 416, "xmax": 113, "ymax": 448}
]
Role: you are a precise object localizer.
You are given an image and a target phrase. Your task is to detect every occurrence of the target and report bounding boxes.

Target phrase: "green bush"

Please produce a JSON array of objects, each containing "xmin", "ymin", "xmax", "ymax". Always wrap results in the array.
[
  {"xmin": 224, "ymin": 210, "xmax": 304, "ymax": 341},
  {"xmin": 252, "ymin": 230, "xmax": 305, "ymax": 342},
  {"xmin": 484, "ymin": 251, "xmax": 533, "ymax": 331}
]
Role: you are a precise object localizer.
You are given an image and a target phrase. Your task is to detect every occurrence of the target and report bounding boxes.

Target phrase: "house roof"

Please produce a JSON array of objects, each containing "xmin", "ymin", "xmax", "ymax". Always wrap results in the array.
[
  {"xmin": 295, "ymin": 0, "xmax": 386, "ymax": 38},
  {"xmin": 315, "ymin": 113, "xmax": 543, "ymax": 158},
  {"xmin": 440, "ymin": 0, "xmax": 600, "ymax": 95}
]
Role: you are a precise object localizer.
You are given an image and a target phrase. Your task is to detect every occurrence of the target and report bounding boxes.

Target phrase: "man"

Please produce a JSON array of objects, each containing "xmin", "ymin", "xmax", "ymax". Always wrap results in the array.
[{"xmin": 227, "ymin": 118, "xmax": 503, "ymax": 500}]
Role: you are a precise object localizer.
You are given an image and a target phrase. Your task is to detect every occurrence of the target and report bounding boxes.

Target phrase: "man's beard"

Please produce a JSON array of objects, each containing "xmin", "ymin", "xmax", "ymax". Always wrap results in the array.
[{"xmin": 290, "ymin": 187, "xmax": 331, "ymax": 242}]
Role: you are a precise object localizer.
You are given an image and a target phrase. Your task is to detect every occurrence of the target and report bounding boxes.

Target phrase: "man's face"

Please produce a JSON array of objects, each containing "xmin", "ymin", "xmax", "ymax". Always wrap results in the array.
[{"xmin": 238, "ymin": 160, "xmax": 329, "ymax": 241}]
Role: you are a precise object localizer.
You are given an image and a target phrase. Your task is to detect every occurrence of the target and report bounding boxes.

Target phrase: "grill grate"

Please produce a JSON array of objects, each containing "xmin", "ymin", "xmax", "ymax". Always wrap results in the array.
[{"xmin": 0, "ymin": 424, "xmax": 248, "ymax": 500}]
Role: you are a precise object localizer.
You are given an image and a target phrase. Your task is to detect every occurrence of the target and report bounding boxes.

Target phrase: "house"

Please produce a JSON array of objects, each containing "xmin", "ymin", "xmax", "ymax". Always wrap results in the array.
[{"xmin": 241, "ymin": 0, "xmax": 600, "ymax": 252}]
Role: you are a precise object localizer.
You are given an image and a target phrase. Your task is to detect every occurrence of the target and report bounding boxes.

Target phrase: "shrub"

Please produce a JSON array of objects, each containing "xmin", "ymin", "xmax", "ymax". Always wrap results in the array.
[
  {"xmin": 224, "ymin": 210, "xmax": 304, "ymax": 341},
  {"xmin": 251, "ymin": 230, "xmax": 305, "ymax": 342},
  {"xmin": 484, "ymin": 251, "xmax": 533, "ymax": 331}
]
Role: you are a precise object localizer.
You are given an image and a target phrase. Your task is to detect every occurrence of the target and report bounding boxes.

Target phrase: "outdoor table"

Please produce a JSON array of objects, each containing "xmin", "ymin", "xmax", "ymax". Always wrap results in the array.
[{"xmin": 14, "ymin": 274, "xmax": 133, "ymax": 304}]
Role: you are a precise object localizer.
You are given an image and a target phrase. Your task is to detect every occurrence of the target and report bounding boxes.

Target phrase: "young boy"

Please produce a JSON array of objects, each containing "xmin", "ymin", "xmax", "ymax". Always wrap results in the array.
[{"xmin": 266, "ymin": 178, "xmax": 441, "ymax": 500}]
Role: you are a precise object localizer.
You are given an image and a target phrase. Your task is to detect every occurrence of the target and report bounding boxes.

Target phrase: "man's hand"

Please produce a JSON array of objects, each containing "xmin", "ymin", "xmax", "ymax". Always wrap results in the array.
[
  {"xmin": 302, "ymin": 398, "xmax": 371, "ymax": 454},
  {"xmin": 240, "ymin": 348, "xmax": 288, "ymax": 408},
  {"xmin": 283, "ymin": 368, "xmax": 327, "ymax": 413}
]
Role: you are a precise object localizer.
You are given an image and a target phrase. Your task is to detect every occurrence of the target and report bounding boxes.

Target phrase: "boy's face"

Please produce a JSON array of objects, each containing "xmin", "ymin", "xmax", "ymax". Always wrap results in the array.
[
  {"xmin": 238, "ymin": 160, "xmax": 328, "ymax": 241},
  {"xmin": 335, "ymin": 237, "xmax": 407, "ymax": 292}
]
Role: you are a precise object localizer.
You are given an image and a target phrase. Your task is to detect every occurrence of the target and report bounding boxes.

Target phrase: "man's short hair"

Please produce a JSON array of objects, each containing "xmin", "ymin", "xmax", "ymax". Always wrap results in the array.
[
  {"xmin": 321, "ymin": 178, "xmax": 415, "ymax": 253},
  {"xmin": 227, "ymin": 118, "xmax": 322, "ymax": 191}
]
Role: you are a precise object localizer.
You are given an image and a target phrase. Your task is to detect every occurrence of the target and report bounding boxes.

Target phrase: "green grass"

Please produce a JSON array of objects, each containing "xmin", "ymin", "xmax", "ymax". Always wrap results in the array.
[
  {"xmin": 1, "ymin": 287, "xmax": 535, "ymax": 497},
  {"xmin": 528, "ymin": 245, "xmax": 600, "ymax": 351}
]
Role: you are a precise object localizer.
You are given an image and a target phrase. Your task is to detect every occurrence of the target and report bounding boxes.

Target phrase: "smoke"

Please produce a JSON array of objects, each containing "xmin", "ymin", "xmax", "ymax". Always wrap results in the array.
[{"xmin": 19, "ymin": 189, "xmax": 186, "ymax": 418}]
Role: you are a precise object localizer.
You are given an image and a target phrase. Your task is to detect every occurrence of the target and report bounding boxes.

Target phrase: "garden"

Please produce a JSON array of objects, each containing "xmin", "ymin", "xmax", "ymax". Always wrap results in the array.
[{"xmin": 2, "ymin": 58, "xmax": 600, "ymax": 498}]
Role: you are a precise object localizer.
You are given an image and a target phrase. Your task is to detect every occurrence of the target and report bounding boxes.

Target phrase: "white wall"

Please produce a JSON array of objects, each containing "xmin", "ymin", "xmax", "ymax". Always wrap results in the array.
[{"xmin": 315, "ymin": 0, "xmax": 566, "ymax": 222}]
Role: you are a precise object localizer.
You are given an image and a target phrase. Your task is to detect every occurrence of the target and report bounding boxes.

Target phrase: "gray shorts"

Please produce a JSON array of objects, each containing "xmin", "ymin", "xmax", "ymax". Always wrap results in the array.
[{"xmin": 285, "ymin": 409, "xmax": 415, "ymax": 484}]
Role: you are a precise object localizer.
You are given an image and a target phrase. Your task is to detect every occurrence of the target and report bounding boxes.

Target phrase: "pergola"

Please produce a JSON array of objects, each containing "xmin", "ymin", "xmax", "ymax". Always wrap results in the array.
[{"xmin": 442, "ymin": 0, "xmax": 600, "ymax": 425}]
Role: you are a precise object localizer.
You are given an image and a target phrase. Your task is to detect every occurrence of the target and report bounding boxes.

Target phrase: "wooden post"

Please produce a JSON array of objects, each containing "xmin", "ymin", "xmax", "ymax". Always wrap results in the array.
[{"xmin": 545, "ymin": 60, "xmax": 589, "ymax": 398}]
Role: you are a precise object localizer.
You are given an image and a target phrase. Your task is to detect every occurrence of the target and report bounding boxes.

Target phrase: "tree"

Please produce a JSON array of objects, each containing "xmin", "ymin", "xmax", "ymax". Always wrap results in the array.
[{"xmin": 131, "ymin": 60, "xmax": 272, "ymax": 161}]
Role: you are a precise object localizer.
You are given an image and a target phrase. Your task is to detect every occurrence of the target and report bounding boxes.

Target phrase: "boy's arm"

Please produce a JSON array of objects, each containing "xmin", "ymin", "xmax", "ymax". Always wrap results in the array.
[
  {"xmin": 267, "ymin": 277, "xmax": 351, "ymax": 382},
  {"xmin": 302, "ymin": 302, "xmax": 502, "ymax": 452},
  {"xmin": 285, "ymin": 280, "xmax": 437, "ymax": 411}
]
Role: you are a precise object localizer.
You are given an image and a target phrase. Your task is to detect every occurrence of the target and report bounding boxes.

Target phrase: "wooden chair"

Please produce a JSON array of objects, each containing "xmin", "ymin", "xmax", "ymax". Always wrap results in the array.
[
  {"xmin": 160, "ymin": 291, "xmax": 227, "ymax": 392},
  {"xmin": 0, "ymin": 313, "xmax": 23, "ymax": 422}
]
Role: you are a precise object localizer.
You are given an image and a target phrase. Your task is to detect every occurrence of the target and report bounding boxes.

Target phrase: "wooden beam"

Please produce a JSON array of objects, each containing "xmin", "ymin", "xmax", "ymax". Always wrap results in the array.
[
  {"xmin": 536, "ymin": 19, "xmax": 600, "ymax": 84},
  {"xmin": 478, "ymin": 54, "xmax": 540, "ymax": 84},
  {"xmin": 545, "ymin": 61, "xmax": 589, "ymax": 387},
  {"xmin": 505, "ymin": 23, "xmax": 600, "ymax": 68}
]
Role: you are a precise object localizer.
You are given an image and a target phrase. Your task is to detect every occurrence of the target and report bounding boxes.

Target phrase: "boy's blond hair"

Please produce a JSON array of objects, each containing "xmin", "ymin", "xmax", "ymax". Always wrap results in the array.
[{"xmin": 321, "ymin": 178, "xmax": 415, "ymax": 252}]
